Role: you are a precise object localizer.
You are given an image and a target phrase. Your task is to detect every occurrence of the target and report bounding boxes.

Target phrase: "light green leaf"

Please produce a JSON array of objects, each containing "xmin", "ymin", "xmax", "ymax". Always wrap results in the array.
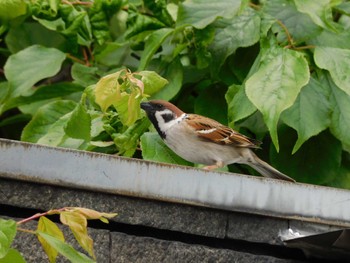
[
  {"xmin": 21, "ymin": 100, "xmax": 77, "ymax": 143},
  {"xmin": 0, "ymin": 219, "xmax": 16, "ymax": 259},
  {"xmin": 138, "ymin": 71, "xmax": 168, "ymax": 96},
  {"xmin": 326, "ymin": 74, "xmax": 350, "ymax": 152},
  {"xmin": 294, "ymin": 0, "xmax": 338, "ymax": 31},
  {"xmin": 177, "ymin": 0, "xmax": 242, "ymax": 29},
  {"xmin": 36, "ymin": 231, "xmax": 95, "ymax": 263},
  {"xmin": 65, "ymin": 95, "xmax": 91, "ymax": 141},
  {"xmin": 281, "ymin": 77, "xmax": 331, "ymax": 153},
  {"xmin": 4, "ymin": 45, "xmax": 66, "ymax": 98},
  {"xmin": 209, "ymin": 7, "xmax": 260, "ymax": 75},
  {"xmin": 138, "ymin": 28, "xmax": 174, "ymax": 71},
  {"xmin": 37, "ymin": 217, "xmax": 65, "ymax": 263},
  {"xmin": 151, "ymin": 58, "xmax": 183, "ymax": 100},
  {"xmin": 94, "ymin": 71, "xmax": 122, "ymax": 112},
  {"xmin": 314, "ymin": 47, "xmax": 350, "ymax": 96},
  {"xmin": 0, "ymin": 0, "xmax": 27, "ymax": 21},
  {"xmin": 245, "ymin": 44, "xmax": 310, "ymax": 151},
  {"xmin": 60, "ymin": 211, "xmax": 94, "ymax": 259},
  {"xmin": 140, "ymin": 132, "xmax": 193, "ymax": 166},
  {"xmin": 0, "ymin": 248, "xmax": 25, "ymax": 263}
]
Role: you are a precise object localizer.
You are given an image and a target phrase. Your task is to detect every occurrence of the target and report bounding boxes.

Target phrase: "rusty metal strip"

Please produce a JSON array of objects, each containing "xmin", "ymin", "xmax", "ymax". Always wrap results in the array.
[{"xmin": 0, "ymin": 138, "xmax": 350, "ymax": 226}]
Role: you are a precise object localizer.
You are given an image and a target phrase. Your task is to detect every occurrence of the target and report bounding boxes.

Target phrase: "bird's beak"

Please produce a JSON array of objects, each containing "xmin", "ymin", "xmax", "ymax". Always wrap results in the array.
[{"xmin": 140, "ymin": 102, "xmax": 152, "ymax": 112}]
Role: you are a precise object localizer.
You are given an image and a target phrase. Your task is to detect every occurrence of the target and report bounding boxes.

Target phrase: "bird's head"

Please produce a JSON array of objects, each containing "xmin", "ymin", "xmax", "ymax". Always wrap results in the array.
[{"xmin": 141, "ymin": 100, "xmax": 184, "ymax": 139}]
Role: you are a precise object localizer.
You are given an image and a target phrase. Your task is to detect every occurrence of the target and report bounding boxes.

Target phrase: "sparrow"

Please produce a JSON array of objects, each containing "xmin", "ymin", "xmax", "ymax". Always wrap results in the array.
[{"xmin": 141, "ymin": 100, "xmax": 295, "ymax": 182}]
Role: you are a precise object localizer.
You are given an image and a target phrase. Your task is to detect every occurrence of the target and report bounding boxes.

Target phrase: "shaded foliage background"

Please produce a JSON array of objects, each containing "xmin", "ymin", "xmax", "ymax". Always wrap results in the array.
[{"xmin": 1, "ymin": 0, "xmax": 350, "ymax": 189}]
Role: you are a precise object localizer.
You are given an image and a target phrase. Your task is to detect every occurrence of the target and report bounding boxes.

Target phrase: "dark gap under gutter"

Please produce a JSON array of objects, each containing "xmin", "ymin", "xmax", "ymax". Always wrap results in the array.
[{"xmin": 0, "ymin": 204, "xmax": 323, "ymax": 262}]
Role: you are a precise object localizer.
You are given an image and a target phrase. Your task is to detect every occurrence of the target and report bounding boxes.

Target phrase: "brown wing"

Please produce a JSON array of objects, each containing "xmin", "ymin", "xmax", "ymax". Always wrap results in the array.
[{"xmin": 186, "ymin": 114, "xmax": 260, "ymax": 148}]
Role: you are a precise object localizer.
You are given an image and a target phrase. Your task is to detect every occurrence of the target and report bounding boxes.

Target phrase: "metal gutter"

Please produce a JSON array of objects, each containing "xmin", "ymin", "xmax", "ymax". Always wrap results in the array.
[{"xmin": 0, "ymin": 138, "xmax": 350, "ymax": 227}]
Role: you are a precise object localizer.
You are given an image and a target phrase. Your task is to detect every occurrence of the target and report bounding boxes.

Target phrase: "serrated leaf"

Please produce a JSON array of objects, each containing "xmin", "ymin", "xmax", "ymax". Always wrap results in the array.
[
  {"xmin": 0, "ymin": 248, "xmax": 26, "ymax": 263},
  {"xmin": 4, "ymin": 45, "xmax": 66, "ymax": 98},
  {"xmin": 60, "ymin": 211, "xmax": 94, "ymax": 259},
  {"xmin": 0, "ymin": 219, "xmax": 16, "ymax": 259},
  {"xmin": 209, "ymin": 7, "xmax": 260, "ymax": 76},
  {"xmin": 37, "ymin": 217, "xmax": 65, "ymax": 263},
  {"xmin": 314, "ymin": 47, "xmax": 350, "ymax": 96},
  {"xmin": 140, "ymin": 132, "xmax": 193, "ymax": 166},
  {"xmin": 281, "ymin": 77, "xmax": 331, "ymax": 153},
  {"xmin": 138, "ymin": 28, "xmax": 174, "ymax": 71},
  {"xmin": 138, "ymin": 71, "xmax": 168, "ymax": 96},
  {"xmin": 21, "ymin": 100, "xmax": 77, "ymax": 143},
  {"xmin": 36, "ymin": 231, "xmax": 95, "ymax": 263},
  {"xmin": 177, "ymin": 0, "xmax": 242, "ymax": 29},
  {"xmin": 245, "ymin": 44, "xmax": 310, "ymax": 151}
]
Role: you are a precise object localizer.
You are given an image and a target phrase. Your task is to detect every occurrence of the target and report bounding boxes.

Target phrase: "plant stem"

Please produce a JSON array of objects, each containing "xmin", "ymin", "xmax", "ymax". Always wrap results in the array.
[
  {"xmin": 17, "ymin": 208, "xmax": 67, "ymax": 225},
  {"xmin": 66, "ymin": 53, "xmax": 86, "ymax": 65}
]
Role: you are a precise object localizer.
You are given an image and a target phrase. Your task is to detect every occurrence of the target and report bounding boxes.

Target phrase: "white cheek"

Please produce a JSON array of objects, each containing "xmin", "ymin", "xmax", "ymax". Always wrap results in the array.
[{"xmin": 155, "ymin": 112, "xmax": 186, "ymax": 132}]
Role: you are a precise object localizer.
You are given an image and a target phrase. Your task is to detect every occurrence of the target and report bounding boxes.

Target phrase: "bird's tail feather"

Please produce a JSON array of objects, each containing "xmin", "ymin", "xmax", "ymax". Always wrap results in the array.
[{"xmin": 249, "ymin": 154, "xmax": 295, "ymax": 182}]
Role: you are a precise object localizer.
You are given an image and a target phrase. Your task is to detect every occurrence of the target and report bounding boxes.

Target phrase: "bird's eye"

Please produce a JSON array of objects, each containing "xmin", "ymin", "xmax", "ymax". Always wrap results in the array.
[{"xmin": 155, "ymin": 104, "xmax": 163, "ymax": 110}]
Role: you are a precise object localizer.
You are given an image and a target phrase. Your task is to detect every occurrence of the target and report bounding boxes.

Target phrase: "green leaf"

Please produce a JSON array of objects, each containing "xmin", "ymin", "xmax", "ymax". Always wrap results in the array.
[
  {"xmin": 324, "ymin": 74, "xmax": 350, "ymax": 152},
  {"xmin": 111, "ymin": 117, "xmax": 150, "ymax": 157},
  {"xmin": 4, "ymin": 45, "xmax": 66, "ymax": 98},
  {"xmin": 5, "ymin": 22, "xmax": 67, "ymax": 54},
  {"xmin": 71, "ymin": 63, "xmax": 99, "ymax": 87},
  {"xmin": 36, "ymin": 231, "xmax": 95, "ymax": 263},
  {"xmin": 263, "ymin": 0, "xmax": 322, "ymax": 43},
  {"xmin": 21, "ymin": 100, "xmax": 77, "ymax": 143},
  {"xmin": 140, "ymin": 132, "xmax": 193, "ymax": 166},
  {"xmin": 270, "ymin": 127, "xmax": 341, "ymax": 185},
  {"xmin": 314, "ymin": 47, "xmax": 350, "ymax": 96},
  {"xmin": 138, "ymin": 71, "xmax": 168, "ymax": 96},
  {"xmin": 177, "ymin": 0, "xmax": 242, "ymax": 29},
  {"xmin": 0, "ymin": 248, "xmax": 26, "ymax": 263},
  {"xmin": 151, "ymin": 58, "xmax": 183, "ymax": 100},
  {"xmin": 308, "ymin": 29, "xmax": 350, "ymax": 49},
  {"xmin": 138, "ymin": 28, "xmax": 174, "ymax": 71},
  {"xmin": 65, "ymin": 95, "xmax": 91, "ymax": 141},
  {"xmin": 245, "ymin": 42, "xmax": 310, "ymax": 151},
  {"xmin": 209, "ymin": 7, "xmax": 260, "ymax": 76},
  {"xmin": 281, "ymin": 77, "xmax": 331, "ymax": 153},
  {"xmin": 37, "ymin": 217, "xmax": 65, "ymax": 263},
  {"xmin": 294, "ymin": 0, "xmax": 338, "ymax": 31},
  {"xmin": 2, "ymin": 83, "xmax": 84, "ymax": 113},
  {"xmin": 226, "ymin": 84, "xmax": 256, "ymax": 126},
  {"xmin": 0, "ymin": 219, "xmax": 16, "ymax": 259}
]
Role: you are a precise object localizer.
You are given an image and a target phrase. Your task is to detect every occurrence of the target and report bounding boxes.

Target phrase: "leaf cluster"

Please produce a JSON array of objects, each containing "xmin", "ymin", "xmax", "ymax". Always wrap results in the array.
[
  {"xmin": 1, "ymin": 0, "xmax": 350, "ymax": 187},
  {"xmin": 0, "ymin": 207, "xmax": 117, "ymax": 263}
]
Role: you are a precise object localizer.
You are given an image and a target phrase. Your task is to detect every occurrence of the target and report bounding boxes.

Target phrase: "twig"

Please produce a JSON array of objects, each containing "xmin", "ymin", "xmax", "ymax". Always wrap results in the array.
[
  {"xmin": 66, "ymin": 53, "xmax": 86, "ymax": 65},
  {"xmin": 17, "ymin": 208, "xmax": 67, "ymax": 225},
  {"xmin": 61, "ymin": 0, "xmax": 93, "ymax": 6},
  {"xmin": 276, "ymin": 20, "xmax": 294, "ymax": 48}
]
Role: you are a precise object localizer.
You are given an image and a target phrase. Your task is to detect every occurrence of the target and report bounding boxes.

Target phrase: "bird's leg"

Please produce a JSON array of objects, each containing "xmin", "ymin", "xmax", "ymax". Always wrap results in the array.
[{"xmin": 203, "ymin": 161, "xmax": 224, "ymax": 171}]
